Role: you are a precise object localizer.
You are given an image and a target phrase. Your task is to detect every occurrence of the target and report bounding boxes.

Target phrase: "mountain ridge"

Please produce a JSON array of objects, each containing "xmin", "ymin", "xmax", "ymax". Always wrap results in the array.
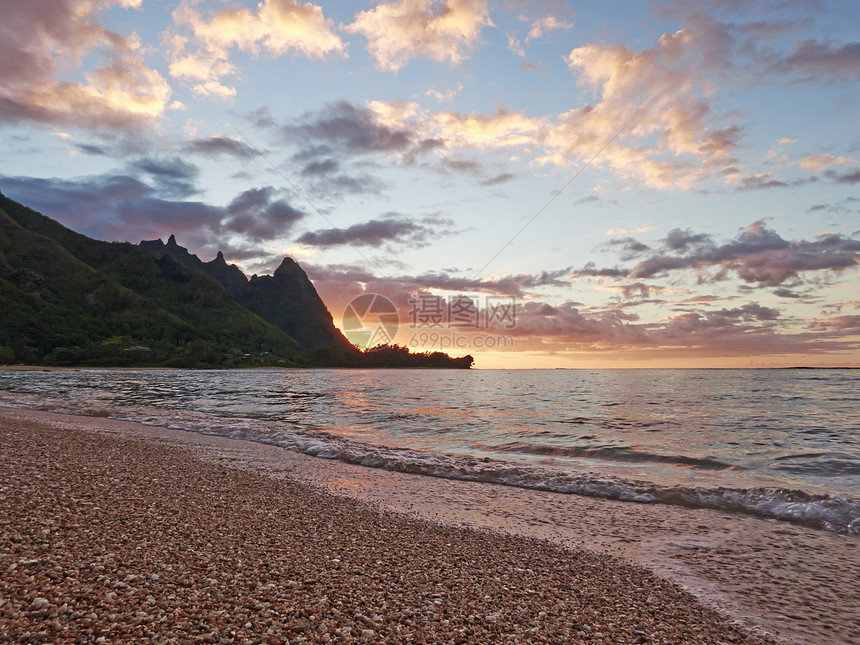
[{"xmin": 0, "ymin": 191, "xmax": 473, "ymax": 369}]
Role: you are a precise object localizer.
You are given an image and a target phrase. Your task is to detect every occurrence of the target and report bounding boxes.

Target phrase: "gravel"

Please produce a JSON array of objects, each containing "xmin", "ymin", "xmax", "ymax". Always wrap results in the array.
[{"xmin": 0, "ymin": 416, "xmax": 770, "ymax": 644}]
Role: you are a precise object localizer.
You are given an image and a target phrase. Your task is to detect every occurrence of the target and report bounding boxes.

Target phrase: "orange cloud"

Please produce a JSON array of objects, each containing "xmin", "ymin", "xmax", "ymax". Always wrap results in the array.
[
  {"xmin": 0, "ymin": 0, "xmax": 170, "ymax": 129},
  {"xmin": 430, "ymin": 110, "xmax": 545, "ymax": 148},
  {"xmin": 167, "ymin": 0, "xmax": 345, "ymax": 98},
  {"xmin": 347, "ymin": 0, "xmax": 492, "ymax": 72},
  {"xmin": 799, "ymin": 154, "xmax": 857, "ymax": 170},
  {"xmin": 534, "ymin": 28, "xmax": 743, "ymax": 188},
  {"xmin": 526, "ymin": 16, "xmax": 573, "ymax": 41}
]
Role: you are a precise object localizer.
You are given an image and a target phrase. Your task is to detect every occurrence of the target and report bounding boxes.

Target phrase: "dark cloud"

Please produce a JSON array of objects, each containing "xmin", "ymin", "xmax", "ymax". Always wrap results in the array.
[
  {"xmin": 506, "ymin": 301, "xmax": 646, "ymax": 343},
  {"xmin": 735, "ymin": 173, "xmax": 789, "ymax": 191},
  {"xmin": 575, "ymin": 221, "xmax": 860, "ymax": 287},
  {"xmin": 773, "ymin": 288, "xmax": 801, "ymax": 298},
  {"xmin": 779, "ymin": 40, "xmax": 860, "ymax": 81},
  {"xmin": 283, "ymin": 101, "xmax": 444, "ymax": 174},
  {"xmin": 297, "ymin": 215, "xmax": 448, "ymax": 248},
  {"xmin": 633, "ymin": 221, "xmax": 859, "ymax": 285},
  {"xmin": 244, "ymin": 106, "xmax": 276, "ymax": 129},
  {"xmin": 0, "ymin": 173, "xmax": 303, "ymax": 253},
  {"xmin": 291, "ymin": 144, "xmax": 336, "ymax": 162},
  {"xmin": 807, "ymin": 198, "xmax": 857, "ymax": 215},
  {"xmin": 613, "ymin": 283, "xmax": 654, "ymax": 299},
  {"xmin": 808, "ymin": 315, "xmax": 860, "ymax": 332},
  {"xmin": 480, "ymin": 173, "xmax": 515, "ymax": 186},
  {"xmin": 223, "ymin": 187, "xmax": 305, "ymax": 243},
  {"xmin": 605, "ymin": 237, "xmax": 651, "ymax": 260},
  {"xmin": 742, "ymin": 19, "xmax": 813, "ymax": 40},
  {"xmin": 664, "ymin": 228, "xmax": 712, "ymax": 250},
  {"xmin": 284, "ymin": 100, "xmax": 414, "ymax": 157},
  {"xmin": 444, "ymin": 159, "xmax": 481, "ymax": 174},
  {"xmin": 0, "ymin": 173, "xmax": 218, "ymax": 243},
  {"xmin": 74, "ymin": 143, "xmax": 110, "ymax": 156},
  {"xmin": 129, "ymin": 156, "xmax": 199, "ymax": 199},
  {"xmin": 824, "ymin": 168, "xmax": 860, "ymax": 184},
  {"xmin": 181, "ymin": 136, "xmax": 262, "ymax": 159},
  {"xmin": 306, "ymin": 263, "xmax": 572, "ymax": 301},
  {"xmin": 301, "ymin": 159, "xmax": 339, "ymax": 176},
  {"xmin": 573, "ymin": 262, "xmax": 628, "ymax": 278}
]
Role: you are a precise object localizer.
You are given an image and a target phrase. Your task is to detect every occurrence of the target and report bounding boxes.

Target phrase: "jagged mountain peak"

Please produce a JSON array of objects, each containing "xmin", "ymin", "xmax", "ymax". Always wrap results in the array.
[{"xmin": 140, "ymin": 234, "xmax": 352, "ymax": 352}]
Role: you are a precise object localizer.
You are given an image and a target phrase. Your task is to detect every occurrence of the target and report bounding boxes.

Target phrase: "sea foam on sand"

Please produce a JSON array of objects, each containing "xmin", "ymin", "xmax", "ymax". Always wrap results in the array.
[{"xmin": 2, "ymin": 409, "xmax": 858, "ymax": 644}]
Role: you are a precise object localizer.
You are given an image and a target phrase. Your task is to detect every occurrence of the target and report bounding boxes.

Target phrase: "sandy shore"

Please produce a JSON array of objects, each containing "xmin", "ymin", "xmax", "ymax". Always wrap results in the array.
[{"xmin": 0, "ymin": 411, "xmax": 775, "ymax": 644}]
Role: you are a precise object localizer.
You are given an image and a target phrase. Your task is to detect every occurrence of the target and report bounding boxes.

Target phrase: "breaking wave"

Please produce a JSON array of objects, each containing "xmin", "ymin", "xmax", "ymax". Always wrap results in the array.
[{"xmin": 7, "ymin": 394, "xmax": 856, "ymax": 535}]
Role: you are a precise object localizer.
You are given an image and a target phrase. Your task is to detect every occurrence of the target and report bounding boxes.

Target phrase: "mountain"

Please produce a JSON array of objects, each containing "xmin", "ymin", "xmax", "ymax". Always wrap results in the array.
[
  {"xmin": 0, "ymin": 191, "xmax": 472, "ymax": 368},
  {"xmin": 138, "ymin": 237, "xmax": 353, "ymax": 351}
]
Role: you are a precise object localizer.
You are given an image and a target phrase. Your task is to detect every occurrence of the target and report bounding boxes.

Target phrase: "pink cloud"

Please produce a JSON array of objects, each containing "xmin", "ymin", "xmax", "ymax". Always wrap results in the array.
[{"xmin": 0, "ymin": 0, "xmax": 171, "ymax": 129}]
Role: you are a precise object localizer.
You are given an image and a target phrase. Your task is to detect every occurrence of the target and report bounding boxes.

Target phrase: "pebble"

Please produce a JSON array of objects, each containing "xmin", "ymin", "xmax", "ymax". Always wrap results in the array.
[{"xmin": 0, "ymin": 417, "xmax": 770, "ymax": 645}]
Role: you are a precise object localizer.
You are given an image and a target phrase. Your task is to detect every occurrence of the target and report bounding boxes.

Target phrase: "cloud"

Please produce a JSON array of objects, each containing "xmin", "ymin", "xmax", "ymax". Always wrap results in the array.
[
  {"xmin": 0, "ymin": 173, "xmax": 304, "ymax": 254},
  {"xmin": 167, "ymin": 0, "xmax": 345, "ymax": 98},
  {"xmin": 306, "ymin": 263, "xmax": 572, "ymax": 306},
  {"xmin": 574, "ymin": 262, "xmax": 628, "ymax": 278},
  {"xmin": 301, "ymin": 159, "xmax": 340, "ymax": 176},
  {"xmin": 224, "ymin": 187, "xmax": 305, "ymax": 243},
  {"xmin": 346, "ymin": 0, "xmax": 493, "ymax": 72},
  {"xmin": 506, "ymin": 33, "xmax": 526, "ymax": 57},
  {"xmin": 74, "ymin": 143, "xmax": 111, "ymax": 156},
  {"xmin": 425, "ymin": 83, "xmax": 463, "ymax": 102},
  {"xmin": 0, "ymin": 0, "xmax": 171, "ymax": 129},
  {"xmin": 604, "ymin": 237, "xmax": 651, "ymax": 261},
  {"xmin": 300, "ymin": 255, "xmax": 860, "ymax": 358},
  {"xmin": 296, "ymin": 213, "xmax": 460, "ymax": 249},
  {"xmin": 778, "ymin": 40, "xmax": 860, "ymax": 81},
  {"xmin": 297, "ymin": 217, "xmax": 434, "ymax": 248},
  {"xmin": 664, "ymin": 227, "xmax": 711, "ymax": 250},
  {"xmin": 808, "ymin": 315, "xmax": 860, "ymax": 332},
  {"xmin": 129, "ymin": 156, "xmax": 200, "ymax": 198},
  {"xmin": 606, "ymin": 225, "xmax": 657, "ymax": 236},
  {"xmin": 601, "ymin": 282, "xmax": 667, "ymax": 299},
  {"xmin": 580, "ymin": 221, "xmax": 860, "ymax": 287},
  {"xmin": 724, "ymin": 170, "xmax": 789, "ymax": 191},
  {"xmin": 430, "ymin": 109, "xmax": 544, "ymax": 149},
  {"xmin": 526, "ymin": 16, "xmax": 573, "ymax": 41},
  {"xmin": 824, "ymin": 168, "xmax": 860, "ymax": 185},
  {"xmin": 181, "ymin": 136, "xmax": 262, "ymax": 159},
  {"xmin": 285, "ymin": 100, "xmax": 418, "ymax": 156},
  {"xmin": 537, "ymin": 27, "xmax": 744, "ymax": 188},
  {"xmin": 480, "ymin": 173, "xmax": 515, "ymax": 186},
  {"xmin": 799, "ymin": 154, "xmax": 857, "ymax": 170}
]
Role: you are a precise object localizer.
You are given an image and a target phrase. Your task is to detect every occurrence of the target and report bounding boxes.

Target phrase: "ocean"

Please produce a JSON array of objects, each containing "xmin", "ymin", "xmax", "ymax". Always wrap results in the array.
[{"xmin": 1, "ymin": 367, "xmax": 858, "ymax": 534}]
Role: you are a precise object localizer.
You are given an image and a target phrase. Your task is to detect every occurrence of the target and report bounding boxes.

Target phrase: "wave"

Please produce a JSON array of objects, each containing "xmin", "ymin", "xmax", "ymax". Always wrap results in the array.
[
  {"xmin": 3, "ymin": 397, "xmax": 859, "ymax": 535},
  {"xmin": 242, "ymin": 429, "xmax": 859, "ymax": 534},
  {"xmin": 492, "ymin": 441, "xmax": 738, "ymax": 470}
]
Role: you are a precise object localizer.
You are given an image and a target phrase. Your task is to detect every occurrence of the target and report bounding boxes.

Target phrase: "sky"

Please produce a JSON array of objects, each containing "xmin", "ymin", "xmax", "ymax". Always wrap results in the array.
[{"xmin": 1, "ymin": 0, "xmax": 859, "ymax": 368}]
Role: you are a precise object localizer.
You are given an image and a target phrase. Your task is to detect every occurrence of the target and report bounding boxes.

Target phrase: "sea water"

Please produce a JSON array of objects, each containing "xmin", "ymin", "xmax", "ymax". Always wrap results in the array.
[{"xmin": 1, "ymin": 368, "xmax": 858, "ymax": 533}]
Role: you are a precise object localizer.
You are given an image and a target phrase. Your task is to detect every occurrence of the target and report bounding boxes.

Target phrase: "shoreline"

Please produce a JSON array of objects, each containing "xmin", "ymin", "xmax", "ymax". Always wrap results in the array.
[{"xmin": 2, "ymin": 409, "xmax": 858, "ymax": 643}]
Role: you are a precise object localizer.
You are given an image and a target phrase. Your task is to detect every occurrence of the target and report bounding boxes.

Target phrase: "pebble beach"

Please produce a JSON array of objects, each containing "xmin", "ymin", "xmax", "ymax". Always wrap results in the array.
[{"xmin": 0, "ymin": 413, "xmax": 770, "ymax": 644}]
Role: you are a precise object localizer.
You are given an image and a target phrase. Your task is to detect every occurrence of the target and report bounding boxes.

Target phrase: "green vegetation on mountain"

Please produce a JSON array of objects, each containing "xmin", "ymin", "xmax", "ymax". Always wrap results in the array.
[{"xmin": 0, "ymin": 192, "xmax": 472, "ymax": 369}]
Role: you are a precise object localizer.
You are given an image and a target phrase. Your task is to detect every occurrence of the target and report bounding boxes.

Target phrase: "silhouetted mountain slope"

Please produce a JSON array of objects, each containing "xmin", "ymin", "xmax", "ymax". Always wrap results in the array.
[
  {"xmin": 139, "ymin": 238, "xmax": 353, "ymax": 351},
  {"xmin": 0, "ymin": 191, "xmax": 472, "ymax": 368}
]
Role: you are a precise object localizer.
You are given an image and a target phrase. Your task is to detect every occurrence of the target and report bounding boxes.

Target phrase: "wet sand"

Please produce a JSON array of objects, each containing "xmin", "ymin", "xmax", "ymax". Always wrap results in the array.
[{"xmin": 2, "ymin": 409, "xmax": 857, "ymax": 643}]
